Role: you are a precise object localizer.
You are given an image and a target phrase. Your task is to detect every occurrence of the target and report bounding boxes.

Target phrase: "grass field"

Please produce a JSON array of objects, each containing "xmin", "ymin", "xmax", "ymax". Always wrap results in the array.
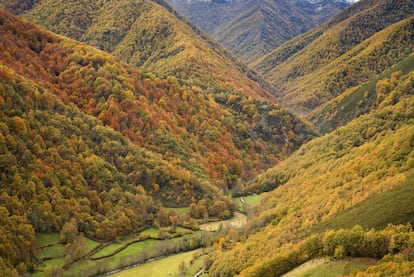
[
  {"xmin": 282, "ymin": 257, "xmax": 377, "ymax": 277},
  {"xmin": 114, "ymin": 239, "xmax": 157, "ymax": 257},
  {"xmin": 36, "ymin": 244, "xmax": 66, "ymax": 260},
  {"xmin": 32, "ymin": 212, "xmax": 217, "ymax": 276},
  {"xmin": 141, "ymin": 227, "xmax": 159, "ymax": 237},
  {"xmin": 110, "ymin": 249, "xmax": 202, "ymax": 277},
  {"xmin": 35, "ymin": 233, "xmax": 61, "ymax": 248},
  {"xmin": 91, "ymin": 242, "xmax": 124, "ymax": 259},
  {"xmin": 233, "ymin": 194, "xmax": 261, "ymax": 212},
  {"xmin": 164, "ymin": 207, "xmax": 190, "ymax": 214},
  {"xmin": 63, "ymin": 232, "xmax": 205, "ymax": 276},
  {"xmin": 85, "ymin": 238, "xmax": 101, "ymax": 253}
]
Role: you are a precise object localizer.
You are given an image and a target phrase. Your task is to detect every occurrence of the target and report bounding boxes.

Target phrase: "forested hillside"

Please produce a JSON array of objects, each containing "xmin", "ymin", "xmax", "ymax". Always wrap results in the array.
[
  {"xmin": 2, "ymin": 0, "xmax": 414, "ymax": 276},
  {"xmin": 0, "ymin": 8, "xmax": 316, "ymax": 275},
  {"xmin": 310, "ymin": 53, "xmax": 414, "ymax": 133},
  {"xmin": 253, "ymin": 0, "xmax": 414, "ymax": 114},
  {"xmin": 1, "ymin": 0, "xmax": 276, "ymax": 102},
  {"xmin": 209, "ymin": 60, "xmax": 414, "ymax": 276},
  {"xmin": 167, "ymin": 0, "xmax": 350, "ymax": 63}
]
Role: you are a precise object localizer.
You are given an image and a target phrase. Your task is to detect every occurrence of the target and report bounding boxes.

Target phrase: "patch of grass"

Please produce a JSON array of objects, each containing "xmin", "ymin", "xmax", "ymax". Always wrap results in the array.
[
  {"xmin": 243, "ymin": 195, "xmax": 261, "ymax": 206},
  {"xmin": 282, "ymin": 257, "xmax": 377, "ymax": 277},
  {"xmin": 314, "ymin": 175, "xmax": 414, "ymax": 232},
  {"xmin": 36, "ymin": 244, "xmax": 65, "ymax": 260},
  {"xmin": 115, "ymin": 239, "xmax": 157, "ymax": 257},
  {"xmin": 175, "ymin": 227, "xmax": 193, "ymax": 235},
  {"xmin": 165, "ymin": 207, "xmax": 189, "ymax": 214},
  {"xmin": 110, "ymin": 249, "xmax": 201, "ymax": 277},
  {"xmin": 30, "ymin": 271, "xmax": 44, "ymax": 277},
  {"xmin": 85, "ymin": 237, "xmax": 101, "ymax": 253},
  {"xmin": 64, "ymin": 259, "xmax": 102, "ymax": 277},
  {"xmin": 184, "ymin": 253, "xmax": 205, "ymax": 277},
  {"xmin": 65, "ymin": 233, "xmax": 204, "ymax": 276},
  {"xmin": 42, "ymin": 257, "xmax": 66, "ymax": 269},
  {"xmin": 233, "ymin": 194, "xmax": 261, "ymax": 212},
  {"xmin": 140, "ymin": 227, "xmax": 159, "ymax": 237},
  {"xmin": 91, "ymin": 243, "xmax": 124, "ymax": 259},
  {"xmin": 35, "ymin": 233, "xmax": 61, "ymax": 248}
]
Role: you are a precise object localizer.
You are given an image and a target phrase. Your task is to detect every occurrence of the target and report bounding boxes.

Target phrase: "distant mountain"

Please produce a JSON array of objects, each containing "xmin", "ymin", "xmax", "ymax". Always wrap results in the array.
[
  {"xmin": 252, "ymin": 0, "xmax": 414, "ymax": 115},
  {"xmin": 166, "ymin": 0, "xmax": 351, "ymax": 63}
]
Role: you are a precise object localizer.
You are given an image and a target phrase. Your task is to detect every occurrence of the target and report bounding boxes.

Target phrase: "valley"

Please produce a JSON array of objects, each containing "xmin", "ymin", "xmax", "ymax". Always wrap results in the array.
[
  {"xmin": 166, "ymin": 0, "xmax": 351, "ymax": 63},
  {"xmin": 0, "ymin": 0, "xmax": 413, "ymax": 276}
]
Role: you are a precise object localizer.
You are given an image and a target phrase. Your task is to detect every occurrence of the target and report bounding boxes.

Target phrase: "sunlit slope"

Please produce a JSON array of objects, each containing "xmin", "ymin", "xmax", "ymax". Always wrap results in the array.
[
  {"xmin": 210, "ymin": 68, "xmax": 414, "ymax": 276},
  {"xmin": 3, "ymin": 0, "xmax": 276, "ymax": 102},
  {"xmin": 252, "ymin": 0, "xmax": 414, "ymax": 114},
  {"xmin": 310, "ymin": 53, "xmax": 414, "ymax": 134}
]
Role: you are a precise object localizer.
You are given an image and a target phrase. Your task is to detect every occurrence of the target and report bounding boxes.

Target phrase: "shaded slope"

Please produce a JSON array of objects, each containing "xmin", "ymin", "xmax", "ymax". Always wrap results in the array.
[
  {"xmin": 209, "ymin": 68, "xmax": 414, "ymax": 275},
  {"xmin": 253, "ymin": 0, "xmax": 414, "ymax": 114}
]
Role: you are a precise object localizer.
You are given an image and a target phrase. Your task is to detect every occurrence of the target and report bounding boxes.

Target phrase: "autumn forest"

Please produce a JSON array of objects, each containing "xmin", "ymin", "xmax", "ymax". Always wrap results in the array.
[{"xmin": 0, "ymin": 0, "xmax": 413, "ymax": 276}]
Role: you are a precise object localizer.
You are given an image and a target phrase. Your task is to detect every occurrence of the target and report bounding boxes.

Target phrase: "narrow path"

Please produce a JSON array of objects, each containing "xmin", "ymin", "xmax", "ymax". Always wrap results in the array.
[
  {"xmin": 193, "ymin": 267, "xmax": 205, "ymax": 277},
  {"xmin": 240, "ymin": 197, "xmax": 246, "ymax": 205}
]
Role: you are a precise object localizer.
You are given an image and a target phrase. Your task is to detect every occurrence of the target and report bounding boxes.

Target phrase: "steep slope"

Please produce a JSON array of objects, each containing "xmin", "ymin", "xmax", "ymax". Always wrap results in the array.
[
  {"xmin": 0, "ymin": 9, "xmax": 318, "ymax": 274},
  {"xmin": 1, "ymin": 0, "xmax": 318, "ymax": 183},
  {"xmin": 253, "ymin": 0, "xmax": 414, "ymax": 114},
  {"xmin": 309, "ymin": 53, "xmax": 414, "ymax": 134},
  {"xmin": 0, "ymin": 8, "xmax": 314, "ymax": 203},
  {"xmin": 209, "ymin": 63, "xmax": 414, "ymax": 276},
  {"xmin": 1, "ymin": 0, "xmax": 275, "ymax": 102},
  {"xmin": 167, "ymin": 0, "xmax": 350, "ymax": 63},
  {"xmin": 0, "ymin": 8, "xmax": 243, "ymax": 273}
]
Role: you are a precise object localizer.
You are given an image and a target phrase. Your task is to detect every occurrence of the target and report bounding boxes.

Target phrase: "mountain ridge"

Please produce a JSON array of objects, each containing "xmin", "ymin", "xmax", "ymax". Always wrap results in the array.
[
  {"xmin": 252, "ymin": 0, "xmax": 414, "ymax": 114},
  {"xmin": 2, "ymin": 0, "xmax": 277, "ymax": 101},
  {"xmin": 167, "ymin": 0, "xmax": 351, "ymax": 63}
]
